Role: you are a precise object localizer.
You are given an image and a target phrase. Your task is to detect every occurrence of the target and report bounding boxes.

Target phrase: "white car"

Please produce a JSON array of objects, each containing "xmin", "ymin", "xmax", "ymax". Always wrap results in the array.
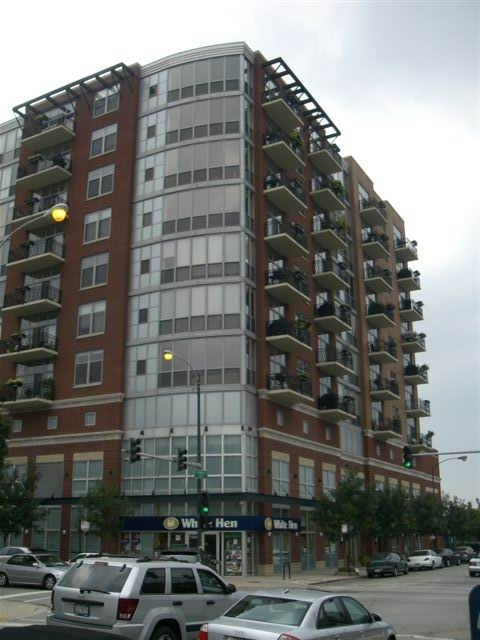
[
  {"xmin": 469, "ymin": 555, "xmax": 480, "ymax": 577},
  {"xmin": 407, "ymin": 549, "xmax": 443, "ymax": 570}
]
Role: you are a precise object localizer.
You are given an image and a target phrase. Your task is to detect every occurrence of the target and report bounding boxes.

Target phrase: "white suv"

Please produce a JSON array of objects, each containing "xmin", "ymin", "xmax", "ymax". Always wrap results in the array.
[
  {"xmin": 47, "ymin": 556, "xmax": 242, "ymax": 640},
  {"xmin": 469, "ymin": 555, "xmax": 480, "ymax": 577}
]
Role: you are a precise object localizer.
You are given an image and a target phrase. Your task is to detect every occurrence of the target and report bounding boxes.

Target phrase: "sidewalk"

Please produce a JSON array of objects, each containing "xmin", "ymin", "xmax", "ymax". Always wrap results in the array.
[{"xmin": 227, "ymin": 567, "xmax": 363, "ymax": 590}]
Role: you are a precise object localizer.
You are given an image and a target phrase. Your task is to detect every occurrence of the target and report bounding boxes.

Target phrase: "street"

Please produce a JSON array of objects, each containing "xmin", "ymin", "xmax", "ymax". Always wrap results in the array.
[{"xmin": 0, "ymin": 563, "xmax": 475, "ymax": 639}]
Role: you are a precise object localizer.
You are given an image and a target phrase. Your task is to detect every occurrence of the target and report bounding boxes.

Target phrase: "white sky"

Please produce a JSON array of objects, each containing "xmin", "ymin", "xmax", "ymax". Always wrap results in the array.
[{"xmin": 2, "ymin": 0, "xmax": 479, "ymax": 503}]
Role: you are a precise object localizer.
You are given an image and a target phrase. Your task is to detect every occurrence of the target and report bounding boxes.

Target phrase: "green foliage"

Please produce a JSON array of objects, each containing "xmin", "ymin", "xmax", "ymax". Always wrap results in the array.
[
  {"xmin": 80, "ymin": 484, "xmax": 132, "ymax": 541},
  {"xmin": 0, "ymin": 465, "xmax": 41, "ymax": 545},
  {"xmin": 0, "ymin": 418, "xmax": 10, "ymax": 469}
]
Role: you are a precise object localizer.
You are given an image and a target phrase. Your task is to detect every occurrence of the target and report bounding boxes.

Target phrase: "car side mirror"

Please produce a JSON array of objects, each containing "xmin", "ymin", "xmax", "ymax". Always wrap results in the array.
[
  {"xmin": 32, "ymin": 562, "xmax": 39, "ymax": 567},
  {"xmin": 371, "ymin": 613, "xmax": 382, "ymax": 622},
  {"xmin": 226, "ymin": 583, "xmax": 236, "ymax": 594}
]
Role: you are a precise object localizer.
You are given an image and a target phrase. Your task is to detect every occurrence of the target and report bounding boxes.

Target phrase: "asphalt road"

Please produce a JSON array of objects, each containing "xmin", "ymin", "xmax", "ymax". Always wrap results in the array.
[{"xmin": 0, "ymin": 563, "xmax": 476, "ymax": 639}]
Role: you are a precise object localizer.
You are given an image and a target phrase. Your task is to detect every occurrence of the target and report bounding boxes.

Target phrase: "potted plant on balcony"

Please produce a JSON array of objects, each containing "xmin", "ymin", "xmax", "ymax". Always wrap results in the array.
[
  {"xmin": 330, "ymin": 179, "xmax": 345, "ymax": 199},
  {"xmin": 288, "ymin": 130, "xmax": 303, "ymax": 149},
  {"xmin": 5, "ymin": 378, "xmax": 23, "ymax": 388},
  {"xmin": 40, "ymin": 377, "xmax": 54, "ymax": 399},
  {"xmin": 405, "ymin": 363, "xmax": 419, "ymax": 375}
]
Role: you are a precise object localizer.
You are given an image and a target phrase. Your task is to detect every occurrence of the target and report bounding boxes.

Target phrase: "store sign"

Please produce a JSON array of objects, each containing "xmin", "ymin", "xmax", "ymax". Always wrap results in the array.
[{"xmin": 123, "ymin": 515, "xmax": 301, "ymax": 532}]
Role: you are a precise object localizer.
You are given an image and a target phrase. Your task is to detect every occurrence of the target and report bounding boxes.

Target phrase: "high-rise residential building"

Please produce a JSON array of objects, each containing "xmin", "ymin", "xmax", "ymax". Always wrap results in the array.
[{"xmin": 0, "ymin": 42, "xmax": 435, "ymax": 576}]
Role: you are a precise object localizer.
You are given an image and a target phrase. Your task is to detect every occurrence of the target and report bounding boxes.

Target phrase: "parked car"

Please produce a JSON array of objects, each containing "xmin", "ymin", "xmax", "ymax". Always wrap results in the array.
[
  {"xmin": 454, "ymin": 545, "xmax": 476, "ymax": 563},
  {"xmin": 156, "ymin": 547, "xmax": 218, "ymax": 572},
  {"xmin": 407, "ymin": 549, "xmax": 443, "ymax": 570},
  {"xmin": 366, "ymin": 552, "xmax": 408, "ymax": 578},
  {"xmin": 67, "ymin": 552, "xmax": 132, "ymax": 565},
  {"xmin": 0, "ymin": 553, "xmax": 69, "ymax": 590},
  {"xmin": 0, "ymin": 546, "xmax": 50, "ymax": 562},
  {"xmin": 468, "ymin": 555, "xmax": 480, "ymax": 577},
  {"xmin": 48, "ymin": 556, "xmax": 242, "ymax": 639},
  {"xmin": 198, "ymin": 588, "xmax": 396, "ymax": 640},
  {"xmin": 434, "ymin": 548, "xmax": 462, "ymax": 567}
]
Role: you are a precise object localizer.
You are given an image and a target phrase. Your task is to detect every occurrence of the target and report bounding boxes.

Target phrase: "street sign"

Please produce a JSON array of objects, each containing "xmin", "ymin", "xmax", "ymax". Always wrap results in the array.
[{"xmin": 194, "ymin": 470, "xmax": 208, "ymax": 478}]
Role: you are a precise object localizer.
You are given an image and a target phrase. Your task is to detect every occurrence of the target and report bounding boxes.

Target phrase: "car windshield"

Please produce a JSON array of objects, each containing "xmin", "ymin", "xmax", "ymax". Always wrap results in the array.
[
  {"xmin": 37, "ymin": 555, "xmax": 66, "ymax": 567},
  {"xmin": 225, "ymin": 595, "xmax": 311, "ymax": 626}
]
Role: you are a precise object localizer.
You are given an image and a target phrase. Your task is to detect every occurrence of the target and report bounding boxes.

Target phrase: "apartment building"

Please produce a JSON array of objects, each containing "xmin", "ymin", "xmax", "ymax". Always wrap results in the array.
[{"xmin": 0, "ymin": 42, "xmax": 435, "ymax": 576}]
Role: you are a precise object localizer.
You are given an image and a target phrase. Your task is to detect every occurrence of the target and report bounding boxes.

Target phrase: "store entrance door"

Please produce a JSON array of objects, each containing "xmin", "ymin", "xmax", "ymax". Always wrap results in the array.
[{"xmin": 203, "ymin": 532, "xmax": 219, "ymax": 571}]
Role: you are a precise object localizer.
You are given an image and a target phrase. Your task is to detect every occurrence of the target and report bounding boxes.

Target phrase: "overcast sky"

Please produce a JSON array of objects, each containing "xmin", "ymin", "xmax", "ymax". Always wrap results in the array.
[{"xmin": 2, "ymin": 0, "xmax": 478, "ymax": 503}]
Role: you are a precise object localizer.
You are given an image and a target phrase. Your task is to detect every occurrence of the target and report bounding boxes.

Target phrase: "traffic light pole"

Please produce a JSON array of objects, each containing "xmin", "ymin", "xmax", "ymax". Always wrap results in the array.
[{"xmin": 196, "ymin": 373, "xmax": 202, "ymax": 546}]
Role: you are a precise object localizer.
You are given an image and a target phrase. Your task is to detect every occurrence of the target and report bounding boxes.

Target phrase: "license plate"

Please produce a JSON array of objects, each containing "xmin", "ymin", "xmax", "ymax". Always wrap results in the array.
[
  {"xmin": 374, "ymin": 569, "xmax": 381, "ymax": 573},
  {"xmin": 74, "ymin": 603, "xmax": 90, "ymax": 617}
]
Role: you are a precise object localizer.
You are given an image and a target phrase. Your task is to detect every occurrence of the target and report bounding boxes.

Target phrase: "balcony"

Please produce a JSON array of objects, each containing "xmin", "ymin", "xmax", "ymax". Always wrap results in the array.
[
  {"xmin": 265, "ymin": 269, "xmax": 309, "ymax": 305},
  {"xmin": 368, "ymin": 338, "xmax": 398, "ymax": 364},
  {"xmin": 364, "ymin": 265, "xmax": 392, "ymax": 294},
  {"xmin": 263, "ymin": 131, "xmax": 305, "ymax": 171},
  {"xmin": 264, "ymin": 218, "xmax": 308, "ymax": 258},
  {"xmin": 410, "ymin": 431, "xmax": 435, "ymax": 452},
  {"xmin": 310, "ymin": 176, "xmax": 346, "ymax": 212},
  {"xmin": 16, "ymin": 154, "xmax": 71, "ymax": 191},
  {"xmin": 0, "ymin": 379, "xmax": 54, "ymax": 412},
  {"xmin": 0, "ymin": 329, "xmax": 58, "ymax": 364},
  {"xmin": 366, "ymin": 302, "xmax": 395, "ymax": 328},
  {"xmin": 316, "ymin": 346, "xmax": 354, "ymax": 377},
  {"xmin": 313, "ymin": 258, "xmax": 349, "ymax": 291},
  {"xmin": 314, "ymin": 302, "xmax": 351, "ymax": 333},
  {"xmin": 265, "ymin": 319, "xmax": 312, "ymax": 356},
  {"xmin": 21, "ymin": 113, "xmax": 75, "ymax": 153},
  {"xmin": 371, "ymin": 418, "xmax": 402, "ymax": 441},
  {"xmin": 359, "ymin": 198, "xmax": 387, "ymax": 227},
  {"xmin": 308, "ymin": 139, "xmax": 342, "ymax": 175},
  {"xmin": 2, "ymin": 282, "xmax": 61, "ymax": 317},
  {"xmin": 406, "ymin": 398, "xmax": 431, "ymax": 418},
  {"xmin": 263, "ymin": 172, "xmax": 307, "ymax": 215},
  {"xmin": 369, "ymin": 377, "xmax": 400, "ymax": 401},
  {"xmin": 404, "ymin": 363, "xmax": 429, "ymax": 385},
  {"xmin": 361, "ymin": 228, "xmax": 390, "ymax": 260},
  {"xmin": 317, "ymin": 392, "xmax": 356, "ymax": 423},
  {"xmin": 311, "ymin": 215, "xmax": 347, "ymax": 251},
  {"xmin": 395, "ymin": 237, "xmax": 418, "ymax": 262},
  {"xmin": 264, "ymin": 373, "xmax": 313, "ymax": 407},
  {"xmin": 7, "ymin": 238, "xmax": 65, "ymax": 273},
  {"xmin": 399, "ymin": 299, "xmax": 423, "ymax": 322},
  {"xmin": 396, "ymin": 267, "xmax": 421, "ymax": 292},
  {"xmin": 12, "ymin": 194, "xmax": 68, "ymax": 232},
  {"xmin": 401, "ymin": 331, "xmax": 426, "ymax": 354},
  {"xmin": 262, "ymin": 87, "xmax": 303, "ymax": 132}
]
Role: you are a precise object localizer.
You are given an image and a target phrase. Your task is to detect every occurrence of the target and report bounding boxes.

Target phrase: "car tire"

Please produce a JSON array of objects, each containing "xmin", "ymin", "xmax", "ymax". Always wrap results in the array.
[
  {"xmin": 430, "ymin": 562, "xmax": 434, "ymax": 570},
  {"xmin": 43, "ymin": 574, "xmax": 56, "ymax": 590},
  {"xmin": 150, "ymin": 625, "xmax": 179, "ymax": 640},
  {"xmin": 0, "ymin": 572, "xmax": 8, "ymax": 587},
  {"xmin": 404, "ymin": 565, "xmax": 408, "ymax": 575},
  {"xmin": 392, "ymin": 567, "xmax": 398, "ymax": 577},
  {"xmin": 445, "ymin": 559, "xmax": 450, "ymax": 567}
]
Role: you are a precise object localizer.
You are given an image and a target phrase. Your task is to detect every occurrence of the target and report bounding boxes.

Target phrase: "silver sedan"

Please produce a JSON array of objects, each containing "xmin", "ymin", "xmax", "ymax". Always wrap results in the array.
[
  {"xmin": 198, "ymin": 588, "xmax": 396, "ymax": 640},
  {"xmin": 0, "ymin": 553, "xmax": 70, "ymax": 590}
]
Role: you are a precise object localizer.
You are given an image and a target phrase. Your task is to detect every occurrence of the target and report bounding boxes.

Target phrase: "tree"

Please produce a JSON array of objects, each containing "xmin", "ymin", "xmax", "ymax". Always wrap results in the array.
[
  {"xmin": 0, "ymin": 417, "xmax": 10, "ymax": 469},
  {"xmin": 0, "ymin": 465, "xmax": 42, "ymax": 545},
  {"xmin": 79, "ymin": 484, "xmax": 132, "ymax": 541}
]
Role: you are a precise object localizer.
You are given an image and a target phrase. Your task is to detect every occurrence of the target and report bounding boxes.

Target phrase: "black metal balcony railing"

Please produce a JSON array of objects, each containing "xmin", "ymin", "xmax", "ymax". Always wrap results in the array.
[
  {"xmin": 408, "ymin": 430, "xmax": 434, "ymax": 447},
  {"xmin": 17, "ymin": 154, "xmax": 71, "ymax": 180},
  {"xmin": 314, "ymin": 301, "xmax": 351, "ymax": 325},
  {"xmin": 406, "ymin": 399, "xmax": 431, "ymax": 414},
  {"xmin": 369, "ymin": 338, "xmax": 397, "ymax": 357},
  {"xmin": 401, "ymin": 331, "xmax": 426, "ymax": 347},
  {"xmin": 266, "ymin": 373, "xmax": 312, "ymax": 397},
  {"xmin": 312, "ymin": 214, "xmax": 346, "ymax": 240},
  {"xmin": 265, "ymin": 218, "xmax": 307, "ymax": 249},
  {"xmin": 395, "ymin": 237, "xmax": 418, "ymax": 256},
  {"xmin": 263, "ymin": 171, "xmax": 306, "ymax": 203},
  {"xmin": 22, "ymin": 113, "xmax": 74, "ymax": 139},
  {"xmin": 372, "ymin": 417, "xmax": 402, "ymax": 434},
  {"xmin": 309, "ymin": 138, "xmax": 342, "ymax": 165},
  {"xmin": 397, "ymin": 267, "xmax": 421, "ymax": 283},
  {"xmin": 314, "ymin": 258, "xmax": 348, "ymax": 282},
  {"xmin": 310, "ymin": 176, "xmax": 346, "ymax": 204},
  {"xmin": 0, "ymin": 328, "xmax": 57, "ymax": 354},
  {"xmin": 265, "ymin": 269, "xmax": 309, "ymax": 296},
  {"xmin": 317, "ymin": 392, "xmax": 354, "ymax": 413},
  {"xmin": 13, "ymin": 193, "xmax": 68, "ymax": 222},
  {"xmin": 316, "ymin": 346, "xmax": 353, "ymax": 369},
  {"xmin": 3, "ymin": 282, "xmax": 61, "ymax": 309},
  {"xmin": 361, "ymin": 228, "xmax": 390, "ymax": 250},
  {"xmin": 370, "ymin": 377, "xmax": 400, "ymax": 395},
  {"xmin": 360, "ymin": 197, "xmax": 387, "ymax": 212},
  {"xmin": 0, "ymin": 380, "xmax": 54, "ymax": 403},
  {"xmin": 400, "ymin": 299, "xmax": 424, "ymax": 317},
  {"xmin": 266, "ymin": 319, "xmax": 311, "ymax": 345},
  {"xmin": 404, "ymin": 364, "xmax": 429, "ymax": 380},
  {"xmin": 364, "ymin": 265, "xmax": 392, "ymax": 285},
  {"xmin": 8, "ymin": 238, "xmax": 65, "ymax": 263},
  {"xmin": 366, "ymin": 301, "xmax": 395, "ymax": 318},
  {"xmin": 263, "ymin": 130, "xmax": 304, "ymax": 161},
  {"xmin": 262, "ymin": 86, "xmax": 303, "ymax": 118}
]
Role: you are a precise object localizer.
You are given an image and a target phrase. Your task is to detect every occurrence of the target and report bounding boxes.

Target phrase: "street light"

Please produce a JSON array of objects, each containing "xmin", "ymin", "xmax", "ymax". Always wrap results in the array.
[
  {"xmin": 0, "ymin": 203, "xmax": 69, "ymax": 253},
  {"xmin": 431, "ymin": 456, "xmax": 468, "ymax": 495},
  {"xmin": 162, "ymin": 349, "xmax": 202, "ymax": 543}
]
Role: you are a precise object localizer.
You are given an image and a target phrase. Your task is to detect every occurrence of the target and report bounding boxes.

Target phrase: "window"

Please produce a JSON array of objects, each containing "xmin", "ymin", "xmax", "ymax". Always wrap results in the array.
[
  {"xmin": 72, "ymin": 458, "xmax": 103, "ymax": 496},
  {"xmin": 90, "ymin": 124, "xmax": 117, "ymax": 157},
  {"xmin": 140, "ymin": 259, "xmax": 150, "ymax": 275},
  {"xmin": 74, "ymin": 350, "xmax": 103, "ymax": 386},
  {"xmin": 272, "ymin": 456, "xmax": 289, "ymax": 496},
  {"xmin": 47, "ymin": 416, "xmax": 58, "ymax": 430},
  {"xmin": 141, "ymin": 568, "xmax": 165, "ymax": 594},
  {"xmin": 299, "ymin": 463, "xmax": 314, "ymax": 499},
  {"xmin": 11, "ymin": 419, "xmax": 21, "ymax": 433},
  {"xmin": 87, "ymin": 165, "xmax": 114, "ymax": 198},
  {"xmin": 80, "ymin": 253, "xmax": 109, "ymax": 288},
  {"xmin": 197, "ymin": 569, "xmax": 226, "ymax": 594},
  {"xmin": 138, "ymin": 308, "xmax": 148, "ymax": 323},
  {"xmin": 170, "ymin": 568, "xmax": 197, "ymax": 594},
  {"xmin": 93, "ymin": 87, "xmax": 119, "ymax": 117},
  {"xmin": 84, "ymin": 208, "xmax": 111, "ymax": 243},
  {"xmin": 77, "ymin": 300, "xmax": 106, "ymax": 335},
  {"xmin": 137, "ymin": 360, "xmax": 146, "ymax": 375},
  {"xmin": 84, "ymin": 412, "xmax": 96, "ymax": 427}
]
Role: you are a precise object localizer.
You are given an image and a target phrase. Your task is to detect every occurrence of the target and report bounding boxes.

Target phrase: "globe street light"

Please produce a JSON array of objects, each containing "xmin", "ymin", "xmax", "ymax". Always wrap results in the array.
[
  {"xmin": 431, "ymin": 456, "xmax": 468, "ymax": 495},
  {"xmin": 0, "ymin": 203, "xmax": 69, "ymax": 253},
  {"xmin": 162, "ymin": 349, "xmax": 202, "ymax": 544}
]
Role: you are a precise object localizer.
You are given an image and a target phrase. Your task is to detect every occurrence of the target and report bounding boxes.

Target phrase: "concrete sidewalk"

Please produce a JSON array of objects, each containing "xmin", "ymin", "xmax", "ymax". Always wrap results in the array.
[{"xmin": 227, "ymin": 567, "xmax": 362, "ymax": 590}]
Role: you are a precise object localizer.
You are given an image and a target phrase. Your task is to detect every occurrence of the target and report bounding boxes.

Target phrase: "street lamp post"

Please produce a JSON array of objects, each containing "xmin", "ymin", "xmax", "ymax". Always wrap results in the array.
[
  {"xmin": 431, "ymin": 456, "xmax": 468, "ymax": 495},
  {"xmin": 0, "ymin": 203, "xmax": 69, "ymax": 253},
  {"xmin": 163, "ymin": 349, "xmax": 202, "ymax": 545}
]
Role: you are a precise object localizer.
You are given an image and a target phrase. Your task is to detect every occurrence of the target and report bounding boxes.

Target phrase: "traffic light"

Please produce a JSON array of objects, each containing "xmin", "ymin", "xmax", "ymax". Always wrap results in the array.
[
  {"xmin": 177, "ymin": 448, "xmax": 188, "ymax": 471},
  {"xmin": 403, "ymin": 445, "xmax": 413, "ymax": 469},
  {"xmin": 199, "ymin": 491, "xmax": 210, "ymax": 515},
  {"xmin": 129, "ymin": 438, "xmax": 142, "ymax": 463}
]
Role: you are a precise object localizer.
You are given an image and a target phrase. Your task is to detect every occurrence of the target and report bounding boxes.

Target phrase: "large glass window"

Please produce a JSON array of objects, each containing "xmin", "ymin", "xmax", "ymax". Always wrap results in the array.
[
  {"xmin": 90, "ymin": 124, "xmax": 117, "ymax": 157},
  {"xmin": 72, "ymin": 458, "xmax": 103, "ymax": 496},
  {"xmin": 84, "ymin": 208, "xmax": 111, "ymax": 243},
  {"xmin": 93, "ymin": 88, "xmax": 119, "ymax": 117},
  {"xmin": 77, "ymin": 300, "xmax": 106, "ymax": 336},
  {"xmin": 74, "ymin": 350, "xmax": 104, "ymax": 386},
  {"xmin": 87, "ymin": 165, "xmax": 114, "ymax": 198},
  {"xmin": 272, "ymin": 456, "xmax": 289, "ymax": 497},
  {"xmin": 80, "ymin": 252, "xmax": 109, "ymax": 288}
]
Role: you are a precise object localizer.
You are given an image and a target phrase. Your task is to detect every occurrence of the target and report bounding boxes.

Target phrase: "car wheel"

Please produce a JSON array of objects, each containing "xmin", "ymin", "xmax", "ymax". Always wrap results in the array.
[
  {"xmin": 404, "ymin": 565, "xmax": 408, "ymax": 575},
  {"xmin": 430, "ymin": 562, "xmax": 435, "ymax": 570},
  {"xmin": 392, "ymin": 567, "xmax": 398, "ymax": 577},
  {"xmin": 43, "ymin": 574, "xmax": 56, "ymax": 590},
  {"xmin": 0, "ymin": 572, "xmax": 9, "ymax": 587},
  {"xmin": 150, "ymin": 625, "xmax": 179, "ymax": 640},
  {"xmin": 445, "ymin": 559, "xmax": 450, "ymax": 567}
]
